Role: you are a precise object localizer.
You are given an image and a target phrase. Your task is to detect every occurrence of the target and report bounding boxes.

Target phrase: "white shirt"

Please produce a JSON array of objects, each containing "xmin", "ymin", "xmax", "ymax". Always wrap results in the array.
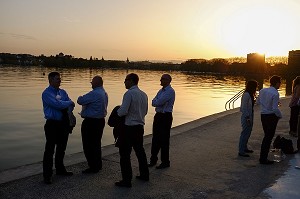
[
  {"xmin": 256, "ymin": 86, "xmax": 282, "ymax": 118},
  {"xmin": 117, "ymin": 85, "xmax": 148, "ymax": 126}
]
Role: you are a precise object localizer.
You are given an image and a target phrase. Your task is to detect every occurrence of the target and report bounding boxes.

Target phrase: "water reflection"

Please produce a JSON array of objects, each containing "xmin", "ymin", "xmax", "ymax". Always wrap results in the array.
[{"xmin": 0, "ymin": 66, "xmax": 291, "ymax": 170}]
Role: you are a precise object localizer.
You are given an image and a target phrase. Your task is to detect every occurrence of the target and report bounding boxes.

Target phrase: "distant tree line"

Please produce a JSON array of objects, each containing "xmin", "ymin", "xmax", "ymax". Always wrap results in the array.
[{"xmin": 0, "ymin": 52, "xmax": 296, "ymax": 75}]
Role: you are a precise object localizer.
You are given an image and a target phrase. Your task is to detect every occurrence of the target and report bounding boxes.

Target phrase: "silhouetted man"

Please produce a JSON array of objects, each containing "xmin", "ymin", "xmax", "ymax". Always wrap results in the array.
[
  {"xmin": 148, "ymin": 74, "xmax": 175, "ymax": 169},
  {"xmin": 115, "ymin": 73, "xmax": 149, "ymax": 188}
]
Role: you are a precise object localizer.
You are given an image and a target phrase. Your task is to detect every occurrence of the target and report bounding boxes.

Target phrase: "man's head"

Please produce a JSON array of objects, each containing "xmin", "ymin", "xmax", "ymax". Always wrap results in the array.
[
  {"xmin": 48, "ymin": 72, "xmax": 61, "ymax": 89},
  {"xmin": 91, "ymin": 76, "xmax": 103, "ymax": 89},
  {"xmin": 160, "ymin": 74, "xmax": 172, "ymax": 88},
  {"xmin": 270, "ymin": 75, "xmax": 281, "ymax": 89},
  {"xmin": 124, "ymin": 73, "xmax": 139, "ymax": 89}
]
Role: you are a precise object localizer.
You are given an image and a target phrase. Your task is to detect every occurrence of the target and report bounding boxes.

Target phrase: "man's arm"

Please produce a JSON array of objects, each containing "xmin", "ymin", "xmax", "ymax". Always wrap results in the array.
[{"xmin": 117, "ymin": 92, "xmax": 131, "ymax": 117}]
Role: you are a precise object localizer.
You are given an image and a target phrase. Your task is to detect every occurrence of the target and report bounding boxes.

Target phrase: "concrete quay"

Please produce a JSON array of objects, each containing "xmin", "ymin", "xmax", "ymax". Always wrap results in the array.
[{"xmin": 1, "ymin": 97, "xmax": 300, "ymax": 199}]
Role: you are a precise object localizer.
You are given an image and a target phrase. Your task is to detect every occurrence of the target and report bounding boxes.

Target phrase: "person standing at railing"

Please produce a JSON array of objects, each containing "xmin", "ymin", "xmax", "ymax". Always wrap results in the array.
[
  {"xmin": 256, "ymin": 75, "xmax": 282, "ymax": 165},
  {"xmin": 238, "ymin": 80, "xmax": 258, "ymax": 157}
]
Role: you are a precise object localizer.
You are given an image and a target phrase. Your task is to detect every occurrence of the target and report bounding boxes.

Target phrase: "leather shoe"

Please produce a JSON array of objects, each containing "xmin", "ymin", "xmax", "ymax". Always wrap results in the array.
[
  {"xmin": 56, "ymin": 170, "xmax": 73, "ymax": 176},
  {"xmin": 148, "ymin": 162, "xmax": 157, "ymax": 167},
  {"xmin": 136, "ymin": 175, "xmax": 149, "ymax": 181},
  {"xmin": 244, "ymin": 149, "xmax": 254, "ymax": 153},
  {"xmin": 115, "ymin": 180, "xmax": 132, "ymax": 188},
  {"xmin": 156, "ymin": 163, "xmax": 170, "ymax": 169},
  {"xmin": 238, "ymin": 153, "xmax": 250, "ymax": 157},
  {"xmin": 260, "ymin": 159, "xmax": 274, "ymax": 165},
  {"xmin": 82, "ymin": 168, "xmax": 99, "ymax": 174},
  {"xmin": 44, "ymin": 177, "xmax": 52, "ymax": 184}
]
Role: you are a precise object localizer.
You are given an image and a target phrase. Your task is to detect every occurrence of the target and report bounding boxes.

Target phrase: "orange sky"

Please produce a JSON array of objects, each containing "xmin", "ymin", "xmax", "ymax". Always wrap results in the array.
[{"xmin": 1, "ymin": 0, "xmax": 300, "ymax": 61}]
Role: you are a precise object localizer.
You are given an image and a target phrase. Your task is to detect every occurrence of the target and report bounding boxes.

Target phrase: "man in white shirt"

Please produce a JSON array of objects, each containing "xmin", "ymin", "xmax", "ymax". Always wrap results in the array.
[
  {"xmin": 115, "ymin": 73, "xmax": 149, "ymax": 187},
  {"xmin": 256, "ymin": 75, "xmax": 282, "ymax": 165}
]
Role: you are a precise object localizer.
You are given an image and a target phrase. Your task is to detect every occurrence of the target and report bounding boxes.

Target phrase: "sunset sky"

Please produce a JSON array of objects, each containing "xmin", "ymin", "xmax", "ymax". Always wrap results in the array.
[{"xmin": 1, "ymin": 0, "xmax": 300, "ymax": 61}]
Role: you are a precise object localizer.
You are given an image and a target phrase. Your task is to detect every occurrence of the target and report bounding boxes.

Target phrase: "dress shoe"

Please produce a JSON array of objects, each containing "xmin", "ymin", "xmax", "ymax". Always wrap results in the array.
[
  {"xmin": 44, "ymin": 177, "xmax": 52, "ymax": 184},
  {"xmin": 56, "ymin": 170, "xmax": 73, "ymax": 176},
  {"xmin": 136, "ymin": 175, "xmax": 149, "ymax": 181},
  {"xmin": 244, "ymin": 149, "xmax": 254, "ymax": 153},
  {"xmin": 260, "ymin": 159, "xmax": 275, "ymax": 165},
  {"xmin": 115, "ymin": 180, "xmax": 132, "ymax": 188},
  {"xmin": 238, "ymin": 153, "xmax": 250, "ymax": 157},
  {"xmin": 156, "ymin": 163, "xmax": 170, "ymax": 169},
  {"xmin": 82, "ymin": 168, "xmax": 99, "ymax": 174},
  {"xmin": 148, "ymin": 162, "xmax": 157, "ymax": 167}
]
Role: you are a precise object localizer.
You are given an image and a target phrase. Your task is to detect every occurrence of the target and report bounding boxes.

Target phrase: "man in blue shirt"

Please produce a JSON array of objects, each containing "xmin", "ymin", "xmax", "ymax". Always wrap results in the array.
[
  {"xmin": 148, "ymin": 74, "xmax": 175, "ymax": 169},
  {"xmin": 42, "ymin": 72, "xmax": 75, "ymax": 184},
  {"xmin": 77, "ymin": 76, "xmax": 108, "ymax": 173}
]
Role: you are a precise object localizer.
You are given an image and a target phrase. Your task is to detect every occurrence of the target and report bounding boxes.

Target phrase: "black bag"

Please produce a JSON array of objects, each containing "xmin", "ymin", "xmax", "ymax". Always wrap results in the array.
[
  {"xmin": 107, "ymin": 105, "xmax": 125, "ymax": 147},
  {"xmin": 62, "ymin": 108, "xmax": 76, "ymax": 134},
  {"xmin": 273, "ymin": 135, "xmax": 296, "ymax": 154}
]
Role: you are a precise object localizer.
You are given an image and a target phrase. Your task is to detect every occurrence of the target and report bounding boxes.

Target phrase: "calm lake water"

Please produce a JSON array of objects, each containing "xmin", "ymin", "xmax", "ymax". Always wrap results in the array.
[{"xmin": 0, "ymin": 66, "xmax": 288, "ymax": 171}]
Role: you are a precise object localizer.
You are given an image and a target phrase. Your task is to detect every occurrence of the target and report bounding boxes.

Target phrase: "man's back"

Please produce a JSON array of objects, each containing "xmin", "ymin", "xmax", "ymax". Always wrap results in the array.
[
  {"xmin": 118, "ymin": 85, "xmax": 148, "ymax": 126},
  {"xmin": 257, "ymin": 87, "xmax": 280, "ymax": 116}
]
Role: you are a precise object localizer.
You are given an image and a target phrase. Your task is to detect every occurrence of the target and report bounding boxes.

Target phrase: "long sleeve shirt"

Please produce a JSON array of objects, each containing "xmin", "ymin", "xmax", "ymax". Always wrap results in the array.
[
  {"xmin": 152, "ymin": 85, "xmax": 175, "ymax": 113},
  {"xmin": 117, "ymin": 85, "xmax": 148, "ymax": 126},
  {"xmin": 240, "ymin": 92, "xmax": 253, "ymax": 119},
  {"xmin": 77, "ymin": 87, "xmax": 108, "ymax": 119},
  {"xmin": 256, "ymin": 86, "xmax": 282, "ymax": 118},
  {"xmin": 42, "ymin": 86, "xmax": 74, "ymax": 120}
]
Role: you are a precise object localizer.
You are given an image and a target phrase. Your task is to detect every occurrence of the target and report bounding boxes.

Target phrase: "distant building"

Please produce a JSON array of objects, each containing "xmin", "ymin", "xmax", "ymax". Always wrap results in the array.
[
  {"xmin": 246, "ymin": 53, "xmax": 266, "ymax": 73},
  {"xmin": 288, "ymin": 50, "xmax": 300, "ymax": 73}
]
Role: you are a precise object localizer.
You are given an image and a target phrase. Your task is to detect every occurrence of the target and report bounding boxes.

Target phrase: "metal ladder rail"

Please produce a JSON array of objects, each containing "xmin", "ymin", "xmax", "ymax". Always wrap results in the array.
[{"xmin": 225, "ymin": 89, "xmax": 245, "ymax": 110}]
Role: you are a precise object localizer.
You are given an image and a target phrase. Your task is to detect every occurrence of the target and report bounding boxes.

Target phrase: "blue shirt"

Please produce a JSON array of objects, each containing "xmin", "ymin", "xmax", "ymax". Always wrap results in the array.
[
  {"xmin": 118, "ymin": 85, "xmax": 148, "ymax": 126},
  {"xmin": 152, "ymin": 85, "xmax": 175, "ymax": 113},
  {"xmin": 42, "ymin": 86, "xmax": 74, "ymax": 120},
  {"xmin": 77, "ymin": 87, "xmax": 108, "ymax": 119}
]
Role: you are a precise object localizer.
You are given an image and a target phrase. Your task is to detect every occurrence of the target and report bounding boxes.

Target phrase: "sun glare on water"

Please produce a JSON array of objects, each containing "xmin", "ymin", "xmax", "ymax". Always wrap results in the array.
[{"xmin": 216, "ymin": 1, "xmax": 299, "ymax": 57}]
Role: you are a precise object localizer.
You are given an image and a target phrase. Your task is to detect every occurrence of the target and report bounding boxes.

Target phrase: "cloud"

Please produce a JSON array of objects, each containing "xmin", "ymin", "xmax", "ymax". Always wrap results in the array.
[
  {"xmin": 63, "ymin": 17, "xmax": 81, "ymax": 23},
  {"xmin": 0, "ymin": 32, "xmax": 37, "ymax": 40}
]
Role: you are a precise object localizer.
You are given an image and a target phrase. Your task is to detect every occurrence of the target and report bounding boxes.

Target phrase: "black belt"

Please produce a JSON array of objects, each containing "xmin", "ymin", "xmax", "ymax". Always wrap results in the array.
[
  {"xmin": 84, "ymin": 117, "xmax": 104, "ymax": 120},
  {"xmin": 156, "ymin": 112, "xmax": 172, "ymax": 115}
]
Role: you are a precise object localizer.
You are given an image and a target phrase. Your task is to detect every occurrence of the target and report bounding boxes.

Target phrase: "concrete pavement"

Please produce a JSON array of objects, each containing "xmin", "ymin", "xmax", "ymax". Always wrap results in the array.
[{"xmin": 1, "ymin": 97, "xmax": 299, "ymax": 199}]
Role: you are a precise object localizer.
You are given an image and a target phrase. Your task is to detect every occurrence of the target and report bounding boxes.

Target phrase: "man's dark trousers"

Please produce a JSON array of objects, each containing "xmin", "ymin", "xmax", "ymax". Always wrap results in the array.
[
  {"xmin": 119, "ymin": 125, "xmax": 149, "ymax": 182},
  {"xmin": 43, "ymin": 119, "xmax": 69, "ymax": 178},
  {"xmin": 150, "ymin": 112, "xmax": 173, "ymax": 165},
  {"xmin": 81, "ymin": 118, "xmax": 105, "ymax": 171},
  {"xmin": 259, "ymin": 114, "xmax": 279, "ymax": 161}
]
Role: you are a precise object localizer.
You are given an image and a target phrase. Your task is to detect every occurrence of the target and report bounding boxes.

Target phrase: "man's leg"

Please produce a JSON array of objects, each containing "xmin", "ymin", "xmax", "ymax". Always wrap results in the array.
[
  {"xmin": 150, "ymin": 113, "xmax": 161, "ymax": 165},
  {"xmin": 55, "ymin": 122, "xmax": 69, "ymax": 173},
  {"xmin": 132, "ymin": 125, "xmax": 149, "ymax": 179},
  {"xmin": 260, "ymin": 114, "xmax": 278, "ymax": 163},
  {"xmin": 43, "ymin": 120, "xmax": 56, "ymax": 180},
  {"xmin": 160, "ymin": 113, "xmax": 173, "ymax": 165},
  {"xmin": 119, "ymin": 125, "xmax": 133, "ymax": 183}
]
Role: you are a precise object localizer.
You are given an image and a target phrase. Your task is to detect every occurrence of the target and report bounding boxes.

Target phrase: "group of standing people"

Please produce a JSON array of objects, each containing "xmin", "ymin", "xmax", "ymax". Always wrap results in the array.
[
  {"xmin": 238, "ymin": 75, "xmax": 300, "ymax": 164},
  {"xmin": 41, "ymin": 71, "xmax": 299, "ymax": 186},
  {"xmin": 41, "ymin": 72, "xmax": 175, "ymax": 186}
]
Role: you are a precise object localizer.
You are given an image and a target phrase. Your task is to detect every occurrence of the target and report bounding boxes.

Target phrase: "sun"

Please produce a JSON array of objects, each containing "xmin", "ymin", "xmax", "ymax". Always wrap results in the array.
[{"xmin": 216, "ymin": 2, "xmax": 299, "ymax": 57}]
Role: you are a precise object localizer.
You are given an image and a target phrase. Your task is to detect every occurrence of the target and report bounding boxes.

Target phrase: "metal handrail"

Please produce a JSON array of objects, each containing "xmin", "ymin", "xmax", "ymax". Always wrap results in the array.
[{"xmin": 225, "ymin": 89, "xmax": 245, "ymax": 110}]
